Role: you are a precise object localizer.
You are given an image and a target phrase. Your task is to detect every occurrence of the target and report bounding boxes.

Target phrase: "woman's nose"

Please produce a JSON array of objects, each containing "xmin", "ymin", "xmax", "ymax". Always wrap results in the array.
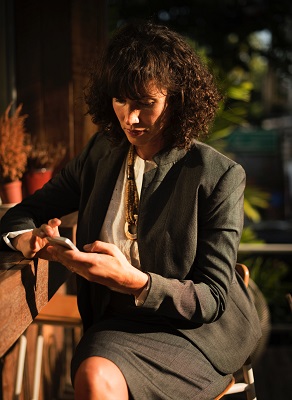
[{"xmin": 125, "ymin": 109, "xmax": 140, "ymax": 125}]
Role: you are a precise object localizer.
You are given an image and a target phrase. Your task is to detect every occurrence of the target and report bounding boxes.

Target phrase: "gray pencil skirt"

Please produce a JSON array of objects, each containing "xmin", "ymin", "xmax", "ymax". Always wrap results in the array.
[{"xmin": 71, "ymin": 294, "xmax": 232, "ymax": 400}]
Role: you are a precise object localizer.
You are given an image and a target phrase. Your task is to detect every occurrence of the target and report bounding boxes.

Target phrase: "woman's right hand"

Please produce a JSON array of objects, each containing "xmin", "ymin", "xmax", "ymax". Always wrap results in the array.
[{"xmin": 12, "ymin": 218, "xmax": 62, "ymax": 259}]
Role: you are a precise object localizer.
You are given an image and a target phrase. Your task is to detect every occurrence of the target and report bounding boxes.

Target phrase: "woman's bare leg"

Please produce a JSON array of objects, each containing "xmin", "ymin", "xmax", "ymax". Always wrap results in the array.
[{"xmin": 74, "ymin": 356, "xmax": 129, "ymax": 400}]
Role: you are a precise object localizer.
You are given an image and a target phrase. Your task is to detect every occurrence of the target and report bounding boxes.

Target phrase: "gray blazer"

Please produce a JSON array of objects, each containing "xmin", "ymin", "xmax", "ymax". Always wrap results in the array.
[{"xmin": 0, "ymin": 133, "xmax": 261, "ymax": 374}]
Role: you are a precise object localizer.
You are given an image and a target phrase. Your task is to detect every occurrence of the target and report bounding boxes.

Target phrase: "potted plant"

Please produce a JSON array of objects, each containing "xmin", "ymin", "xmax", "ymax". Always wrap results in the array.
[
  {"xmin": 24, "ymin": 139, "xmax": 67, "ymax": 195},
  {"xmin": 0, "ymin": 103, "xmax": 31, "ymax": 205}
]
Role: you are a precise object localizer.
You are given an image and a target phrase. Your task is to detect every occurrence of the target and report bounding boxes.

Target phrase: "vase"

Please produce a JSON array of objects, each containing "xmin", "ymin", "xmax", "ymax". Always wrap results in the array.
[
  {"xmin": 0, "ymin": 180, "xmax": 23, "ymax": 205},
  {"xmin": 24, "ymin": 168, "xmax": 53, "ymax": 196}
]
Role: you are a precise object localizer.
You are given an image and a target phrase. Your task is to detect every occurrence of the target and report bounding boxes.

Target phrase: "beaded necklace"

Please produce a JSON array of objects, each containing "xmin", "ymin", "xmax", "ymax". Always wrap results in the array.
[{"xmin": 124, "ymin": 145, "xmax": 139, "ymax": 240}]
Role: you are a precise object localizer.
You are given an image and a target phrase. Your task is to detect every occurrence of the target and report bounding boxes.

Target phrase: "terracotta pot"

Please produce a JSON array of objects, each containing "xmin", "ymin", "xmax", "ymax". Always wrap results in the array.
[
  {"xmin": 24, "ymin": 168, "xmax": 53, "ymax": 196},
  {"xmin": 0, "ymin": 180, "xmax": 23, "ymax": 205}
]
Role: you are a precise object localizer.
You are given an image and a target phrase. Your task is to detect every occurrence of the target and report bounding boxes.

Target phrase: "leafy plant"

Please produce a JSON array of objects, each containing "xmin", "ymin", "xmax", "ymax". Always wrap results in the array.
[
  {"xmin": 239, "ymin": 255, "xmax": 291, "ymax": 324},
  {"xmin": 240, "ymin": 226, "xmax": 264, "ymax": 244},
  {"xmin": 0, "ymin": 103, "xmax": 31, "ymax": 183},
  {"xmin": 27, "ymin": 139, "xmax": 67, "ymax": 171},
  {"xmin": 206, "ymin": 68, "xmax": 270, "ymax": 223},
  {"xmin": 243, "ymin": 185, "xmax": 270, "ymax": 223}
]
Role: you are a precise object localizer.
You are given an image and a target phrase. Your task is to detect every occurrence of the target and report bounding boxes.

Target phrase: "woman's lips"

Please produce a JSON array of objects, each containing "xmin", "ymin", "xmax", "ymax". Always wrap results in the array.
[{"xmin": 125, "ymin": 128, "xmax": 146, "ymax": 137}]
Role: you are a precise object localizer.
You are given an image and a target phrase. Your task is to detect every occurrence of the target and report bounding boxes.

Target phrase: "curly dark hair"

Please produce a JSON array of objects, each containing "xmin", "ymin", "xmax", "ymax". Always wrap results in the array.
[{"xmin": 85, "ymin": 21, "xmax": 222, "ymax": 149}]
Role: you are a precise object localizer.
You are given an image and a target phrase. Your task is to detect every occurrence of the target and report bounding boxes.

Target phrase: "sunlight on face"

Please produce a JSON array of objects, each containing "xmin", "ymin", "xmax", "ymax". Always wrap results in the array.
[{"xmin": 112, "ymin": 83, "xmax": 168, "ymax": 159}]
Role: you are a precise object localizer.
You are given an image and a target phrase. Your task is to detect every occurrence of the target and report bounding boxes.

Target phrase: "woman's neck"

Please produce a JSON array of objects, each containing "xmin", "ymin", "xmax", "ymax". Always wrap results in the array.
[{"xmin": 134, "ymin": 142, "xmax": 164, "ymax": 161}]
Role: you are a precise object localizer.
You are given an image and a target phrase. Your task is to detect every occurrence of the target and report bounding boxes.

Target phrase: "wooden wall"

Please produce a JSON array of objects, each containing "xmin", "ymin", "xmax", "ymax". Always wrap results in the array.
[{"xmin": 14, "ymin": 0, "xmax": 108, "ymax": 161}]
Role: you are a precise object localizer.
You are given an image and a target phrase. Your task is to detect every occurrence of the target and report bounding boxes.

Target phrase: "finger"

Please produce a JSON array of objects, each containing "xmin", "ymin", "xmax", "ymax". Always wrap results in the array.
[
  {"xmin": 32, "ymin": 226, "xmax": 47, "ymax": 238},
  {"xmin": 33, "ymin": 224, "xmax": 54, "ymax": 238},
  {"xmin": 33, "ymin": 219, "xmax": 62, "ymax": 238},
  {"xmin": 46, "ymin": 243, "xmax": 79, "ymax": 262},
  {"xmin": 43, "ymin": 218, "xmax": 62, "ymax": 236},
  {"xmin": 29, "ymin": 234, "xmax": 51, "ymax": 254},
  {"xmin": 48, "ymin": 218, "xmax": 62, "ymax": 228},
  {"xmin": 46, "ymin": 245, "xmax": 82, "ymax": 274},
  {"xmin": 83, "ymin": 240, "xmax": 117, "ymax": 255}
]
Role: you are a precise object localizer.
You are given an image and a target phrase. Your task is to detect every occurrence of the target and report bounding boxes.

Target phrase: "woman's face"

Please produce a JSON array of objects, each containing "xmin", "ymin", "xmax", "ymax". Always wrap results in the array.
[{"xmin": 112, "ymin": 83, "xmax": 169, "ymax": 160}]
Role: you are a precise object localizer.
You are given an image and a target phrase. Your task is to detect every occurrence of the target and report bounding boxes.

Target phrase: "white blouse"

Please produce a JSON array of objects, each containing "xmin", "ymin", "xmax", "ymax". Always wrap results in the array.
[{"xmin": 99, "ymin": 153, "xmax": 157, "ymax": 270}]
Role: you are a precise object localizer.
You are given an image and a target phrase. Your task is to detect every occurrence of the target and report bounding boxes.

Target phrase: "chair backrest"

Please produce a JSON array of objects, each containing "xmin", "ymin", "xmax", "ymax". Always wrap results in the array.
[
  {"xmin": 236, "ymin": 263, "xmax": 249, "ymax": 288},
  {"xmin": 215, "ymin": 263, "xmax": 257, "ymax": 400},
  {"xmin": 286, "ymin": 293, "xmax": 292, "ymax": 313}
]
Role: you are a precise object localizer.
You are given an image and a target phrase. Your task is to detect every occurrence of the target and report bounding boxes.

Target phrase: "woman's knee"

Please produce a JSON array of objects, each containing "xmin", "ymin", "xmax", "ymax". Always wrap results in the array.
[{"xmin": 74, "ymin": 356, "xmax": 129, "ymax": 399}]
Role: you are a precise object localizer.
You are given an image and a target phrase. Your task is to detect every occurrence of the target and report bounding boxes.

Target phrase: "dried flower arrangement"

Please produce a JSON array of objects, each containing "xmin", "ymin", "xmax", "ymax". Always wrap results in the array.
[
  {"xmin": 27, "ymin": 139, "xmax": 67, "ymax": 171},
  {"xmin": 0, "ymin": 103, "xmax": 32, "ymax": 183}
]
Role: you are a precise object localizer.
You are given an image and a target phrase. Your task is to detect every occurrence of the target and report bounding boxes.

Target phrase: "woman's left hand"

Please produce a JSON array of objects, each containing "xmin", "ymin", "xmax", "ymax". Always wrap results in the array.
[{"xmin": 46, "ymin": 240, "xmax": 148, "ymax": 296}]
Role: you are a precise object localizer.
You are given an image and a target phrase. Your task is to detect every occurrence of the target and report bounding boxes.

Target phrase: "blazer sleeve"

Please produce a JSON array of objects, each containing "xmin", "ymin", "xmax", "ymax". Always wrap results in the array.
[
  {"xmin": 0, "ymin": 133, "xmax": 99, "ymax": 237},
  {"xmin": 142, "ymin": 163, "xmax": 246, "ymax": 324}
]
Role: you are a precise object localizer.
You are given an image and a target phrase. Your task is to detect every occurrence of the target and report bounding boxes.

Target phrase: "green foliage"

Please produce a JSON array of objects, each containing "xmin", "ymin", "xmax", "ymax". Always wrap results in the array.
[
  {"xmin": 110, "ymin": 0, "xmax": 291, "ymax": 118},
  {"xmin": 227, "ymin": 81, "xmax": 254, "ymax": 102},
  {"xmin": 244, "ymin": 186, "xmax": 270, "ymax": 223},
  {"xmin": 207, "ymin": 72, "xmax": 253, "ymax": 148},
  {"xmin": 240, "ymin": 226, "xmax": 264, "ymax": 244},
  {"xmin": 110, "ymin": 0, "xmax": 292, "ymax": 74},
  {"xmin": 240, "ymin": 256, "xmax": 291, "ymax": 324},
  {"xmin": 196, "ymin": 39, "xmax": 271, "ymax": 225}
]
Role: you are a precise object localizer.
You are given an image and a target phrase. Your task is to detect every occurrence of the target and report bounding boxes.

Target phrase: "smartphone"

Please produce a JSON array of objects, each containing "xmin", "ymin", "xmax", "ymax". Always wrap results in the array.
[{"xmin": 46, "ymin": 236, "xmax": 78, "ymax": 250}]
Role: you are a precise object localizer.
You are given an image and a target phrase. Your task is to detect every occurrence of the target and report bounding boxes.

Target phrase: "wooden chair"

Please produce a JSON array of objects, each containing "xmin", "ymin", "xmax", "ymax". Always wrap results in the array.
[
  {"xmin": 15, "ymin": 264, "xmax": 257, "ymax": 399},
  {"xmin": 15, "ymin": 293, "xmax": 82, "ymax": 400},
  {"xmin": 215, "ymin": 263, "xmax": 257, "ymax": 400},
  {"xmin": 286, "ymin": 293, "xmax": 292, "ymax": 313}
]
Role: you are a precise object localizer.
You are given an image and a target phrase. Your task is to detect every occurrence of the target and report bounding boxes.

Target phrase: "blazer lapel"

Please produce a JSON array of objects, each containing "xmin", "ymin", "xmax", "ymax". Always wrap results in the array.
[{"xmin": 77, "ymin": 140, "xmax": 129, "ymax": 246}]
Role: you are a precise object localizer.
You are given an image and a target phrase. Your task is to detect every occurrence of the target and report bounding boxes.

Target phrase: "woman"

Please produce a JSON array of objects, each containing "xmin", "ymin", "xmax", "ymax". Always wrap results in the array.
[{"xmin": 0, "ymin": 22, "xmax": 261, "ymax": 399}]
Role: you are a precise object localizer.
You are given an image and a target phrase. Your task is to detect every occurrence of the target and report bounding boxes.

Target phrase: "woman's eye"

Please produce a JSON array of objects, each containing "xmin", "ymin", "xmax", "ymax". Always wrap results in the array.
[
  {"xmin": 137, "ymin": 101, "xmax": 154, "ymax": 107},
  {"xmin": 113, "ymin": 98, "xmax": 154, "ymax": 108},
  {"xmin": 114, "ymin": 98, "xmax": 126, "ymax": 104}
]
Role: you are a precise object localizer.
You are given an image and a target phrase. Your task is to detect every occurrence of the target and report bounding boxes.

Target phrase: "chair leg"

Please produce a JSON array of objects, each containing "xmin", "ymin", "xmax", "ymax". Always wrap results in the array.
[
  {"xmin": 31, "ymin": 325, "xmax": 44, "ymax": 400},
  {"xmin": 14, "ymin": 334, "xmax": 27, "ymax": 398},
  {"xmin": 214, "ymin": 376, "xmax": 235, "ymax": 400},
  {"xmin": 242, "ymin": 357, "xmax": 257, "ymax": 400}
]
